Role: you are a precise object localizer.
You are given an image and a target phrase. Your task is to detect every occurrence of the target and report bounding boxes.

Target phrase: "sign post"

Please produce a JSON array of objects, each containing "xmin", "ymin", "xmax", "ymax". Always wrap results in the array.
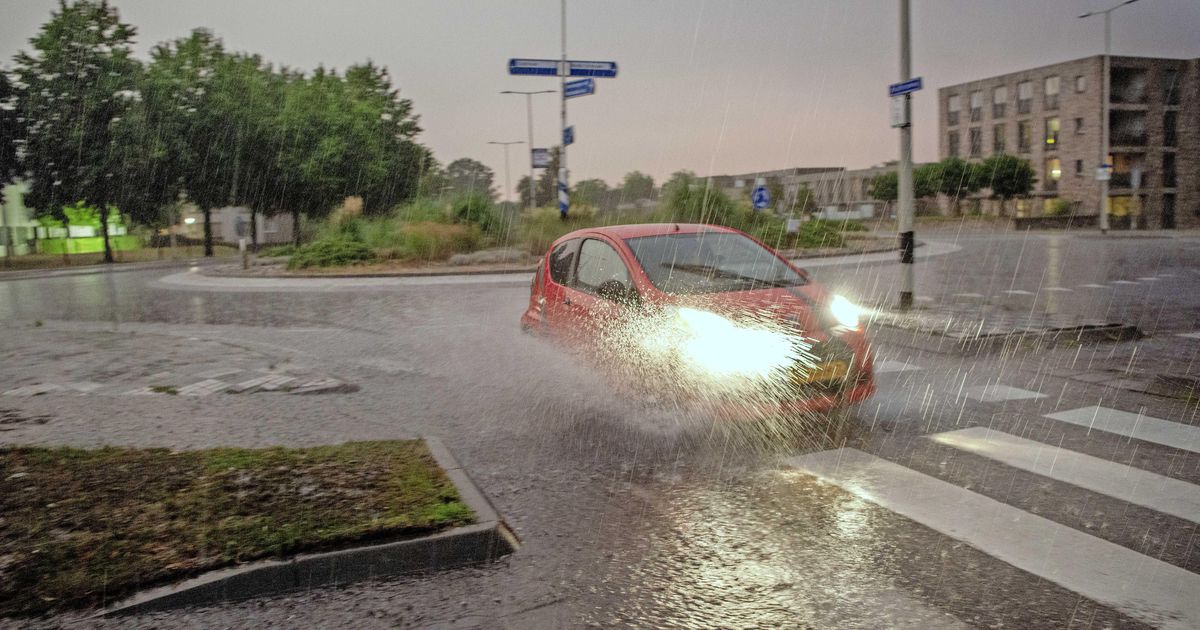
[
  {"xmin": 751, "ymin": 186, "xmax": 770, "ymax": 211},
  {"xmin": 892, "ymin": 0, "xmax": 918, "ymax": 310}
]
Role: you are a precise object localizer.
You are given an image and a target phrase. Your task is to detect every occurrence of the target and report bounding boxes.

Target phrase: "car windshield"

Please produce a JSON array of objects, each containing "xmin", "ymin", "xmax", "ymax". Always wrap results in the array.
[{"xmin": 624, "ymin": 231, "xmax": 806, "ymax": 295}]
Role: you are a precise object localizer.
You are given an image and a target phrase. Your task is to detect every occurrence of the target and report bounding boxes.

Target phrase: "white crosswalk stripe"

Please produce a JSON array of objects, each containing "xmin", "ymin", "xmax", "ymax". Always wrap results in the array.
[
  {"xmin": 1046, "ymin": 406, "xmax": 1200, "ymax": 454},
  {"xmin": 874, "ymin": 359, "xmax": 923, "ymax": 374},
  {"xmin": 783, "ymin": 447, "xmax": 1200, "ymax": 629},
  {"xmin": 962, "ymin": 384, "xmax": 1045, "ymax": 403},
  {"xmin": 931, "ymin": 427, "xmax": 1200, "ymax": 522},
  {"xmin": 1177, "ymin": 332, "xmax": 1200, "ymax": 340}
]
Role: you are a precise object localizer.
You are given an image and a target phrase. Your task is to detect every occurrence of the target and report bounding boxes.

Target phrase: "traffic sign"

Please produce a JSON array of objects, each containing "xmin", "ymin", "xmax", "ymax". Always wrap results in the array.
[
  {"xmin": 564, "ymin": 78, "xmax": 595, "ymax": 99},
  {"xmin": 531, "ymin": 148, "xmax": 551, "ymax": 168},
  {"xmin": 563, "ymin": 126, "xmax": 575, "ymax": 146},
  {"xmin": 752, "ymin": 186, "xmax": 770, "ymax": 210},
  {"xmin": 888, "ymin": 77, "xmax": 923, "ymax": 97},
  {"xmin": 889, "ymin": 95, "xmax": 910, "ymax": 128},
  {"xmin": 508, "ymin": 59, "xmax": 559, "ymax": 76},
  {"xmin": 567, "ymin": 60, "xmax": 617, "ymax": 78}
]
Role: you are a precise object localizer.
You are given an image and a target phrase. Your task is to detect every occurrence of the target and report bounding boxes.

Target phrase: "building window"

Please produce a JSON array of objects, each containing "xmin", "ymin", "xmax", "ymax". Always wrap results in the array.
[
  {"xmin": 947, "ymin": 130, "xmax": 960, "ymax": 157},
  {"xmin": 1045, "ymin": 157, "xmax": 1061, "ymax": 191},
  {"xmin": 947, "ymin": 94, "xmax": 961, "ymax": 125},
  {"xmin": 969, "ymin": 90, "xmax": 983, "ymax": 122},
  {"xmin": 1075, "ymin": 159, "xmax": 1083, "ymax": 176},
  {"xmin": 969, "ymin": 127, "xmax": 982, "ymax": 157},
  {"xmin": 1017, "ymin": 120, "xmax": 1031, "ymax": 152},
  {"xmin": 1163, "ymin": 153, "xmax": 1176, "ymax": 188},
  {"xmin": 1075, "ymin": 75, "xmax": 1086, "ymax": 93},
  {"xmin": 1044, "ymin": 76, "xmax": 1060, "ymax": 109},
  {"xmin": 993, "ymin": 123, "xmax": 1006, "ymax": 154},
  {"xmin": 1164, "ymin": 111, "xmax": 1177, "ymax": 147},
  {"xmin": 1162, "ymin": 68, "xmax": 1180, "ymax": 105},
  {"xmin": 1017, "ymin": 80, "xmax": 1033, "ymax": 114},
  {"xmin": 1074, "ymin": 117, "xmax": 1084, "ymax": 134},
  {"xmin": 1044, "ymin": 117, "xmax": 1060, "ymax": 148},
  {"xmin": 992, "ymin": 86, "xmax": 1007, "ymax": 118}
]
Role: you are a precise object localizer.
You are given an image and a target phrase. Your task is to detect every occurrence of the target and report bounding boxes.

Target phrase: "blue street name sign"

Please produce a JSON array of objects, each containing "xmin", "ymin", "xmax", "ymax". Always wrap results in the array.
[
  {"xmin": 888, "ymin": 77, "xmax": 923, "ymax": 97},
  {"xmin": 567, "ymin": 60, "xmax": 618, "ymax": 78},
  {"xmin": 564, "ymin": 78, "xmax": 595, "ymax": 99},
  {"xmin": 752, "ymin": 186, "xmax": 770, "ymax": 210},
  {"xmin": 509, "ymin": 58, "xmax": 559, "ymax": 76},
  {"xmin": 563, "ymin": 126, "xmax": 575, "ymax": 146}
]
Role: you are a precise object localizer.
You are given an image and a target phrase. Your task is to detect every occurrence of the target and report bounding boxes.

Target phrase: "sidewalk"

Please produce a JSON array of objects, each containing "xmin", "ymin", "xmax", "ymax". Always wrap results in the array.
[{"xmin": 0, "ymin": 256, "xmax": 225, "ymax": 282}]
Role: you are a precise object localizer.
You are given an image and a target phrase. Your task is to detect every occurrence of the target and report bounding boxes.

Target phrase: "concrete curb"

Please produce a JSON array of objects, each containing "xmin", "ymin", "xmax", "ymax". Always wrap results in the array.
[
  {"xmin": 870, "ymin": 318, "xmax": 1143, "ymax": 356},
  {"xmin": 0, "ymin": 258, "xmax": 224, "ymax": 282},
  {"xmin": 96, "ymin": 437, "xmax": 517, "ymax": 617}
]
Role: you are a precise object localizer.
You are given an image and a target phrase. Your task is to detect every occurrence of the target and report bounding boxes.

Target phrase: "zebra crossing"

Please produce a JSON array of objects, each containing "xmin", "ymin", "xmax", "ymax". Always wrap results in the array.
[{"xmin": 783, "ymin": 404, "xmax": 1200, "ymax": 629}]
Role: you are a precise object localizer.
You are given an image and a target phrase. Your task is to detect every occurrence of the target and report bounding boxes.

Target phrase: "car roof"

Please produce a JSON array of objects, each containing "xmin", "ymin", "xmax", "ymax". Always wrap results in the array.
[{"xmin": 558, "ymin": 223, "xmax": 739, "ymax": 242}]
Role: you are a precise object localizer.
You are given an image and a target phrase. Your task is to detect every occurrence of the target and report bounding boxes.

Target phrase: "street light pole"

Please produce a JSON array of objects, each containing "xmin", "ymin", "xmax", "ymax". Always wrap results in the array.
[
  {"xmin": 501, "ymin": 90, "xmax": 554, "ymax": 210},
  {"xmin": 487, "ymin": 141, "xmax": 524, "ymax": 206},
  {"xmin": 1080, "ymin": 0, "xmax": 1139, "ymax": 235},
  {"xmin": 897, "ymin": 0, "xmax": 915, "ymax": 311}
]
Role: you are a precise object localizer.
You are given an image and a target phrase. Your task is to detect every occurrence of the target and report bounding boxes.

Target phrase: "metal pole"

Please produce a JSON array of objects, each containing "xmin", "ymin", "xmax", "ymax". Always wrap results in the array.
[
  {"xmin": 503, "ymin": 143, "xmax": 512, "ymax": 207},
  {"xmin": 526, "ymin": 93, "xmax": 536, "ymax": 210},
  {"xmin": 1099, "ymin": 11, "xmax": 1111, "ymax": 234},
  {"xmin": 897, "ymin": 0, "xmax": 915, "ymax": 310},
  {"xmin": 558, "ymin": 0, "xmax": 569, "ymax": 220}
]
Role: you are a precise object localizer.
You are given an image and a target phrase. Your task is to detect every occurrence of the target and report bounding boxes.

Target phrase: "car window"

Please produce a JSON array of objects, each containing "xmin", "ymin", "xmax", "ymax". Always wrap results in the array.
[
  {"xmin": 575, "ymin": 239, "xmax": 631, "ymax": 295},
  {"xmin": 548, "ymin": 239, "xmax": 580, "ymax": 286},
  {"xmin": 624, "ymin": 231, "xmax": 806, "ymax": 294}
]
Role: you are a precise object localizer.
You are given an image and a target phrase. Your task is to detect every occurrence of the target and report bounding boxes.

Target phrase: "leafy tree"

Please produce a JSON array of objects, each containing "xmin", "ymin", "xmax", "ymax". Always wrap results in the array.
[
  {"xmin": 790, "ymin": 182, "xmax": 816, "ymax": 215},
  {"xmin": 660, "ymin": 170, "xmax": 697, "ymax": 199},
  {"xmin": 13, "ymin": 0, "xmax": 142, "ymax": 263},
  {"xmin": 978, "ymin": 154, "xmax": 1036, "ymax": 216},
  {"xmin": 869, "ymin": 172, "xmax": 898, "ymax": 202},
  {"xmin": 571, "ymin": 178, "xmax": 609, "ymax": 207},
  {"xmin": 919, "ymin": 157, "xmax": 984, "ymax": 215},
  {"xmin": 0, "ymin": 72, "xmax": 19, "ymax": 187},
  {"xmin": 445, "ymin": 158, "xmax": 495, "ymax": 199},
  {"xmin": 620, "ymin": 171, "xmax": 655, "ymax": 201}
]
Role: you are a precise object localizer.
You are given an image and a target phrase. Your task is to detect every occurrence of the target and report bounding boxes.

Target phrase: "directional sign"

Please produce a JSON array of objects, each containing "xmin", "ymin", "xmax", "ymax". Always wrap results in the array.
[
  {"xmin": 888, "ymin": 77, "xmax": 923, "ymax": 97},
  {"xmin": 563, "ymin": 126, "xmax": 575, "ymax": 146},
  {"xmin": 564, "ymin": 78, "xmax": 595, "ymax": 99},
  {"xmin": 509, "ymin": 58, "xmax": 559, "ymax": 76},
  {"xmin": 752, "ymin": 186, "xmax": 770, "ymax": 210},
  {"xmin": 531, "ymin": 148, "xmax": 551, "ymax": 168},
  {"xmin": 567, "ymin": 60, "xmax": 618, "ymax": 78}
]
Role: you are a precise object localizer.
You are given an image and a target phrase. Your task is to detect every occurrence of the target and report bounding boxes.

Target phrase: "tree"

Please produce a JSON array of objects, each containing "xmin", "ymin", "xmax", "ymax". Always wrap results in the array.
[
  {"xmin": 13, "ymin": 0, "xmax": 142, "ymax": 263},
  {"xmin": 0, "ymin": 72, "xmax": 18, "ymax": 187},
  {"xmin": 979, "ymin": 154, "xmax": 1036, "ymax": 216},
  {"xmin": 919, "ymin": 157, "xmax": 984, "ymax": 215},
  {"xmin": 869, "ymin": 172, "xmax": 898, "ymax": 202},
  {"xmin": 790, "ymin": 182, "xmax": 816, "ymax": 215},
  {"xmin": 620, "ymin": 171, "xmax": 655, "ymax": 201},
  {"xmin": 445, "ymin": 158, "xmax": 495, "ymax": 199},
  {"xmin": 571, "ymin": 178, "xmax": 609, "ymax": 208},
  {"xmin": 660, "ymin": 170, "xmax": 697, "ymax": 199}
]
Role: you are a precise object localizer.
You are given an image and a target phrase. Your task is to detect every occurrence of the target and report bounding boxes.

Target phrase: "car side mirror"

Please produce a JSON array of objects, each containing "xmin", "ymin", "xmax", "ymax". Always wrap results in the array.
[{"xmin": 597, "ymin": 279, "xmax": 639, "ymax": 305}]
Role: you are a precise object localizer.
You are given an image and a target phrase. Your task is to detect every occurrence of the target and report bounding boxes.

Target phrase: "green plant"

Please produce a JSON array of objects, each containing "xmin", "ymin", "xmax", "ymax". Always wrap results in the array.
[
  {"xmin": 258, "ymin": 244, "xmax": 295, "ymax": 257},
  {"xmin": 1045, "ymin": 198, "xmax": 1072, "ymax": 216},
  {"xmin": 451, "ymin": 193, "xmax": 499, "ymax": 233},
  {"xmin": 288, "ymin": 239, "xmax": 376, "ymax": 269},
  {"xmin": 400, "ymin": 222, "xmax": 482, "ymax": 260}
]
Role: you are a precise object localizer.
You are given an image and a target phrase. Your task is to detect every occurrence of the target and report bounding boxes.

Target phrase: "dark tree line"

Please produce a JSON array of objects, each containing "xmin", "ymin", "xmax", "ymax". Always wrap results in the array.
[{"xmin": 3, "ymin": 1, "xmax": 434, "ymax": 260}]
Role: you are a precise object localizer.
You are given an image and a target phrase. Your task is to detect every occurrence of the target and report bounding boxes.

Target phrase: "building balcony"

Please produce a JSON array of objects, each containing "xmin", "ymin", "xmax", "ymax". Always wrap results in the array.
[
  {"xmin": 1109, "ymin": 171, "xmax": 1152, "ymax": 189},
  {"xmin": 1110, "ymin": 134, "xmax": 1148, "ymax": 147}
]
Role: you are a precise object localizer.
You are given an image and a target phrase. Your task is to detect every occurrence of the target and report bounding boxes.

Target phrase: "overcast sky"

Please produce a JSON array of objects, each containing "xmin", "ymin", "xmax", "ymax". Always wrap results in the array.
[{"xmin": 2, "ymin": 1, "xmax": 1197, "ymax": 197}]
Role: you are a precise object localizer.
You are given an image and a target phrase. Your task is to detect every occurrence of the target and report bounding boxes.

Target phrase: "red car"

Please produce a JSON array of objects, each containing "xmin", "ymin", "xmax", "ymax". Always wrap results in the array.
[{"xmin": 521, "ymin": 223, "xmax": 875, "ymax": 417}]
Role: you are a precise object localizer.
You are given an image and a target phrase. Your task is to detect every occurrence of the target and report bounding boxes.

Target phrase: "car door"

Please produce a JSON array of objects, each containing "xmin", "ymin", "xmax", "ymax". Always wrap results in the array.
[
  {"xmin": 542, "ymin": 238, "xmax": 582, "ymax": 335},
  {"xmin": 562, "ymin": 237, "xmax": 637, "ymax": 342}
]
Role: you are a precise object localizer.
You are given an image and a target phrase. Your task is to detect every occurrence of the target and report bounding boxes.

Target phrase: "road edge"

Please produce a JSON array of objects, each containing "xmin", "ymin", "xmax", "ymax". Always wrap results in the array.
[{"xmin": 96, "ymin": 436, "xmax": 518, "ymax": 617}]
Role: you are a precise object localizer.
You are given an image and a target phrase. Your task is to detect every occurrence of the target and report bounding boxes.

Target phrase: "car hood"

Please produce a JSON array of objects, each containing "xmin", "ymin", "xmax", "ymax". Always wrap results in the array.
[{"xmin": 656, "ymin": 283, "xmax": 835, "ymax": 340}]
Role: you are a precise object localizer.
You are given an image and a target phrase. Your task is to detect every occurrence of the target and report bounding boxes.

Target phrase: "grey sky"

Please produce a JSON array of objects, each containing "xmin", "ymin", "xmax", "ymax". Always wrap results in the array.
[{"xmin": 2, "ymin": 0, "xmax": 1197, "ymax": 196}]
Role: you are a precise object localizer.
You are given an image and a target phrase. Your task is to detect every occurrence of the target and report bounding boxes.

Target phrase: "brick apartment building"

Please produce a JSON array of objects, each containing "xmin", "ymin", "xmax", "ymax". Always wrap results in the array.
[{"xmin": 938, "ymin": 55, "xmax": 1199, "ymax": 228}]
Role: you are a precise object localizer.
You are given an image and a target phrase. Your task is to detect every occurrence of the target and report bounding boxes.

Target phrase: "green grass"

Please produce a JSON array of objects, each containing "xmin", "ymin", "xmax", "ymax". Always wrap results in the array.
[
  {"xmin": 0, "ymin": 440, "xmax": 473, "ymax": 617},
  {"xmin": 149, "ymin": 385, "xmax": 178, "ymax": 395}
]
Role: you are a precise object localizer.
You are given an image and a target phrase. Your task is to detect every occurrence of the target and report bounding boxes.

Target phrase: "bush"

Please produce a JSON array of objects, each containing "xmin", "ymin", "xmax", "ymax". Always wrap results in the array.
[
  {"xmin": 400, "ymin": 222, "xmax": 482, "ymax": 260},
  {"xmin": 451, "ymin": 193, "xmax": 500, "ymax": 234},
  {"xmin": 794, "ymin": 221, "xmax": 846, "ymax": 249},
  {"xmin": 1045, "ymin": 198, "xmax": 1073, "ymax": 216},
  {"xmin": 288, "ymin": 239, "xmax": 376, "ymax": 269},
  {"xmin": 394, "ymin": 197, "xmax": 450, "ymax": 224},
  {"xmin": 807, "ymin": 218, "xmax": 868, "ymax": 232}
]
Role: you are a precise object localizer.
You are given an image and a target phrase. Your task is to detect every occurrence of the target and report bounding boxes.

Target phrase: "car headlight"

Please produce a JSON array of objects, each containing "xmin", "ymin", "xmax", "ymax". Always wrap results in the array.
[
  {"xmin": 829, "ymin": 294, "xmax": 863, "ymax": 330},
  {"xmin": 675, "ymin": 308, "xmax": 800, "ymax": 379}
]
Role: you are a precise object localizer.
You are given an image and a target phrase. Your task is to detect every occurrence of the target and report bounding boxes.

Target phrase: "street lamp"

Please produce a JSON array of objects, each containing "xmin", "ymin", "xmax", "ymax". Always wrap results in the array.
[
  {"xmin": 487, "ymin": 141, "xmax": 524, "ymax": 208},
  {"xmin": 1079, "ymin": 0, "xmax": 1140, "ymax": 234},
  {"xmin": 501, "ymin": 90, "xmax": 555, "ymax": 210}
]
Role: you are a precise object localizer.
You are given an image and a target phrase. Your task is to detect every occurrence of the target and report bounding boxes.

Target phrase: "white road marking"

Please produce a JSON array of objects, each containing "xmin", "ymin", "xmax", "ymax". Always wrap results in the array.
[
  {"xmin": 1136, "ymin": 277, "xmax": 1159, "ymax": 282},
  {"xmin": 1078, "ymin": 284, "xmax": 1109, "ymax": 289},
  {"xmin": 1042, "ymin": 286, "xmax": 1073, "ymax": 292},
  {"xmin": 1045, "ymin": 406, "xmax": 1200, "ymax": 454},
  {"xmin": 875, "ymin": 359, "xmax": 923, "ymax": 374},
  {"xmin": 1176, "ymin": 332, "xmax": 1200, "ymax": 340},
  {"xmin": 951, "ymin": 292, "xmax": 985, "ymax": 299},
  {"xmin": 782, "ymin": 448, "xmax": 1200, "ymax": 630},
  {"xmin": 1000, "ymin": 289, "xmax": 1034, "ymax": 295},
  {"xmin": 195, "ymin": 367, "xmax": 244, "ymax": 379},
  {"xmin": 2, "ymin": 383, "xmax": 63, "ymax": 396},
  {"xmin": 1111, "ymin": 280, "xmax": 1138, "ymax": 285},
  {"xmin": 177, "ymin": 379, "xmax": 228, "ymax": 396},
  {"xmin": 931, "ymin": 427, "xmax": 1200, "ymax": 522},
  {"xmin": 962, "ymin": 384, "xmax": 1046, "ymax": 403}
]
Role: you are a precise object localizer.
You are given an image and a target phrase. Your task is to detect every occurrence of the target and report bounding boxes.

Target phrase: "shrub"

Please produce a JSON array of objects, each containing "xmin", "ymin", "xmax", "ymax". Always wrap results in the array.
[
  {"xmin": 807, "ymin": 218, "xmax": 868, "ymax": 232},
  {"xmin": 394, "ymin": 197, "xmax": 450, "ymax": 224},
  {"xmin": 794, "ymin": 221, "xmax": 846, "ymax": 249},
  {"xmin": 288, "ymin": 239, "xmax": 376, "ymax": 269},
  {"xmin": 259, "ymin": 244, "xmax": 295, "ymax": 257},
  {"xmin": 400, "ymin": 222, "xmax": 482, "ymax": 260},
  {"xmin": 1045, "ymin": 198, "xmax": 1073, "ymax": 216},
  {"xmin": 451, "ymin": 193, "xmax": 500, "ymax": 234}
]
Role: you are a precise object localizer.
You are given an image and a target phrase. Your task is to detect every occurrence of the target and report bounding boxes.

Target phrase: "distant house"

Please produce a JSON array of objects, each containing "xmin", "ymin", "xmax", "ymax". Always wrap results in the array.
[
  {"xmin": 0, "ymin": 182, "xmax": 37, "ymax": 256},
  {"xmin": 177, "ymin": 206, "xmax": 293, "ymax": 245}
]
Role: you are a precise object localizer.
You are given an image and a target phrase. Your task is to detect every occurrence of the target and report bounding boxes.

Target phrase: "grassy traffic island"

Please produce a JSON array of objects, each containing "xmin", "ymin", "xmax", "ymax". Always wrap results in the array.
[{"xmin": 0, "ymin": 441, "xmax": 474, "ymax": 618}]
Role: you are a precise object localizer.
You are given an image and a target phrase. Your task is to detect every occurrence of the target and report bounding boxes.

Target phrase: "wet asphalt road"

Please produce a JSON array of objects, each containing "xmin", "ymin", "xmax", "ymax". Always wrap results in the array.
[{"xmin": 1, "ymin": 229, "xmax": 1199, "ymax": 629}]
